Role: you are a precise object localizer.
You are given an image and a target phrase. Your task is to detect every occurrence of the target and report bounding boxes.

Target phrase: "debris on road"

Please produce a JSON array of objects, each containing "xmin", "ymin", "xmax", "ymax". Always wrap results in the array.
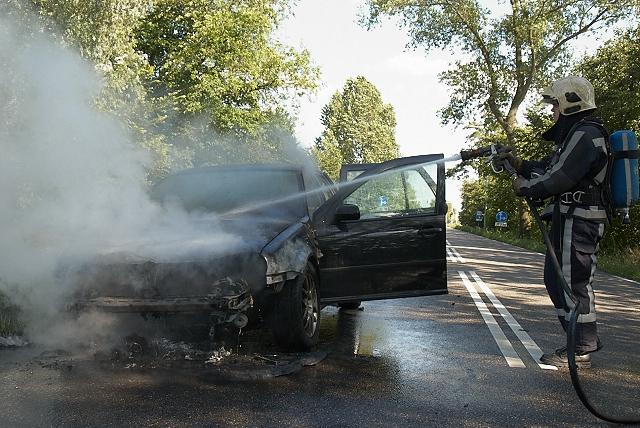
[{"xmin": 22, "ymin": 332, "xmax": 331, "ymax": 381}]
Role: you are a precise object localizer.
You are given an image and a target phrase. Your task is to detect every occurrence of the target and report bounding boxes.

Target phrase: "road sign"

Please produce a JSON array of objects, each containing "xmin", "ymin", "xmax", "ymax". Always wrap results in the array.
[
  {"xmin": 476, "ymin": 210, "xmax": 484, "ymax": 221},
  {"xmin": 495, "ymin": 210, "xmax": 508, "ymax": 227}
]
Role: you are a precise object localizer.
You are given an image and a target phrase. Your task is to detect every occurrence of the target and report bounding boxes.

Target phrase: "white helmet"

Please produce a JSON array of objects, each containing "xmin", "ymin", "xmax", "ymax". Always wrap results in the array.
[{"xmin": 540, "ymin": 76, "xmax": 596, "ymax": 116}]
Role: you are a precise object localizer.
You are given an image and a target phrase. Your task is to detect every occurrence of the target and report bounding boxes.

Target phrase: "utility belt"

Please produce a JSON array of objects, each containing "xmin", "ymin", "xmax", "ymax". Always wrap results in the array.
[
  {"xmin": 549, "ymin": 187, "xmax": 604, "ymax": 254},
  {"xmin": 558, "ymin": 187, "xmax": 603, "ymax": 206}
]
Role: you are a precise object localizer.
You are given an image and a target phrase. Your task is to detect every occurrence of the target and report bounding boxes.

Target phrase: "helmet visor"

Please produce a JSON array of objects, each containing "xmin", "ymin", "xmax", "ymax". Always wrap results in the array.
[{"xmin": 540, "ymin": 85, "xmax": 556, "ymax": 104}]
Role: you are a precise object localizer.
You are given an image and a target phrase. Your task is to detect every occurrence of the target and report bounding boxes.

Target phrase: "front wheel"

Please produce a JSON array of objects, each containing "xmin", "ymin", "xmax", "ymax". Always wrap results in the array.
[{"xmin": 271, "ymin": 262, "xmax": 320, "ymax": 351}]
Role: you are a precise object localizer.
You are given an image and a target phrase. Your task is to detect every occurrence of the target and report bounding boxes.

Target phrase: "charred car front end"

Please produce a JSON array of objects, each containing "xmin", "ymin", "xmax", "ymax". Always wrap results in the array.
[
  {"xmin": 57, "ymin": 164, "xmax": 325, "ymax": 350},
  {"xmin": 61, "ymin": 251, "xmax": 267, "ymax": 329}
]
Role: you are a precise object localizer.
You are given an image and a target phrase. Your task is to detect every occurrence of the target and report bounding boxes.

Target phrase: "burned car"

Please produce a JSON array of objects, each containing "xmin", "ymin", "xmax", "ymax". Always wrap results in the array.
[{"xmin": 57, "ymin": 155, "xmax": 447, "ymax": 351}]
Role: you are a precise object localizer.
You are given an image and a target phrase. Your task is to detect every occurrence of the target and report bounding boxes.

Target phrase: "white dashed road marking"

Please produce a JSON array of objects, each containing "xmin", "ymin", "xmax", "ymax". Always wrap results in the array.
[
  {"xmin": 446, "ymin": 243, "xmax": 465, "ymax": 263},
  {"xmin": 469, "ymin": 271, "xmax": 557, "ymax": 370}
]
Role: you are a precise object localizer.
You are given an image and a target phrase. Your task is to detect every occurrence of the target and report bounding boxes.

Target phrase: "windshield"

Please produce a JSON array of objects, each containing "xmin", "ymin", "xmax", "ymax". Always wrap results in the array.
[{"xmin": 150, "ymin": 167, "xmax": 306, "ymax": 219}]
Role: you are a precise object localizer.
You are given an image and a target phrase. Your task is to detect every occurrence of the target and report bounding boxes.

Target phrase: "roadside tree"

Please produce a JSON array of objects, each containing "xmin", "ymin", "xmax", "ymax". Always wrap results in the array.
[
  {"xmin": 576, "ymin": 26, "xmax": 640, "ymax": 134},
  {"xmin": 314, "ymin": 76, "xmax": 400, "ymax": 180},
  {"xmin": 575, "ymin": 26, "xmax": 640, "ymax": 251},
  {"xmin": 6, "ymin": 0, "xmax": 172, "ymax": 179},
  {"xmin": 134, "ymin": 0, "xmax": 319, "ymax": 134},
  {"xmin": 6, "ymin": 0, "xmax": 320, "ymax": 178},
  {"xmin": 362, "ymin": 0, "xmax": 639, "ymax": 234}
]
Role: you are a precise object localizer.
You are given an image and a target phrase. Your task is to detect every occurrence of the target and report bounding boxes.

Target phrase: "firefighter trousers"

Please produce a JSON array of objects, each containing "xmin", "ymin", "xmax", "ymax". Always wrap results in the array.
[{"xmin": 544, "ymin": 216, "xmax": 605, "ymax": 353}]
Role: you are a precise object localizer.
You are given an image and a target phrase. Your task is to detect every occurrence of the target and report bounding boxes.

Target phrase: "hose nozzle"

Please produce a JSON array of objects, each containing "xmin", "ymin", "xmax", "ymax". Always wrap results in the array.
[{"xmin": 460, "ymin": 143, "xmax": 511, "ymax": 161}]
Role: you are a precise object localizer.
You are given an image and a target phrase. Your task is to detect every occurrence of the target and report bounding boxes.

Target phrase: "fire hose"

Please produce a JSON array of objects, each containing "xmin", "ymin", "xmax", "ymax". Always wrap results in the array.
[{"xmin": 461, "ymin": 144, "xmax": 640, "ymax": 424}]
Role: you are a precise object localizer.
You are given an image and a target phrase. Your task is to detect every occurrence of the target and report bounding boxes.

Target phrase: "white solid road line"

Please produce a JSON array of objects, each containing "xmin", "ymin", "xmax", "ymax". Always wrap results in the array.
[
  {"xmin": 459, "ymin": 270, "xmax": 525, "ymax": 368},
  {"xmin": 469, "ymin": 271, "xmax": 557, "ymax": 371},
  {"xmin": 450, "ymin": 239, "xmax": 556, "ymax": 369}
]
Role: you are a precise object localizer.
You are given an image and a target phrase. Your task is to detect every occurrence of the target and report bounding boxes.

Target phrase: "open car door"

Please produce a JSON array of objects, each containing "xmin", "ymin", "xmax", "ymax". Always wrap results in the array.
[{"xmin": 313, "ymin": 154, "xmax": 447, "ymax": 305}]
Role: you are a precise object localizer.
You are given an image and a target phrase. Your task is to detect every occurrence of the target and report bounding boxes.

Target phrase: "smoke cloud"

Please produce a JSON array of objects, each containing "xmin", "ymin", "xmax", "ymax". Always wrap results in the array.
[
  {"xmin": 0, "ymin": 11, "xmax": 320, "ymax": 349},
  {"xmin": 0, "ymin": 16, "xmax": 160, "ymax": 339},
  {"xmin": 0, "ymin": 15, "xmax": 238, "ymax": 346}
]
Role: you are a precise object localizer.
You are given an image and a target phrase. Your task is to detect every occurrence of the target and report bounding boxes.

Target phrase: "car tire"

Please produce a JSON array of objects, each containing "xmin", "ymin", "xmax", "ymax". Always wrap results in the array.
[{"xmin": 271, "ymin": 262, "xmax": 320, "ymax": 352}]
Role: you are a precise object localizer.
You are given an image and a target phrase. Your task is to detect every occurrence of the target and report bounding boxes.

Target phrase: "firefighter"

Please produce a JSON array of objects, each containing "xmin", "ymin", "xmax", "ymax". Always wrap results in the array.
[{"xmin": 495, "ymin": 76, "xmax": 608, "ymax": 368}]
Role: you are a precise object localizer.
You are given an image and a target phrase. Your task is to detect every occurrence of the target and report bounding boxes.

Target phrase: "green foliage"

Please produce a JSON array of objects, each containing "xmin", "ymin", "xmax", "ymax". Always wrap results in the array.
[
  {"xmin": 454, "ymin": 105, "xmax": 554, "ymax": 234},
  {"xmin": 458, "ymin": 173, "xmax": 534, "ymax": 235},
  {"xmin": 0, "ymin": 291, "xmax": 24, "ymax": 336},
  {"xmin": 26, "ymin": 0, "xmax": 174, "ymax": 178},
  {"xmin": 363, "ymin": 1, "xmax": 640, "ymax": 252},
  {"xmin": 314, "ymin": 76, "xmax": 400, "ymax": 180},
  {"xmin": 134, "ymin": 0, "xmax": 319, "ymax": 135},
  {"xmin": 575, "ymin": 25, "xmax": 640, "ymax": 134},
  {"xmin": 574, "ymin": 25, "xmax": 640, "ymax": 252},
  {"xmin": 167, "ymin": 118, "xmax": 310, "ymax": 171},
  {"xmin": 455, "ymin": 224, "xmax": 547, "ymax": 254},
  {"xmin": 456, "ymin": 224, "xmax": 640, "ymax": 282},
  {"xmin": 5, "ymin": 1, "xmax": 321, "ymax": 180},
  {"xmin": 363, "ymin": 0, "xmax": 640, "ymax": 146},
  {"xmin": 598, "ymin": 245, "xmax": 640, "ymax": 282},
  {"xmin": 459, "ymin": 179, "xmax": 486, "ymax": 226},
  {"xmin": 601, "ymin": 205, "xmax": 640, "ymax": 252}
]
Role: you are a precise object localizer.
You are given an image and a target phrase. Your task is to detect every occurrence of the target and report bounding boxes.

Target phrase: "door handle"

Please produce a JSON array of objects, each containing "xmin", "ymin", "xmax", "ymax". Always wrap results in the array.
[{"xmin": 417, "ymin": 227, "xmax": 443, "ymax": 237}]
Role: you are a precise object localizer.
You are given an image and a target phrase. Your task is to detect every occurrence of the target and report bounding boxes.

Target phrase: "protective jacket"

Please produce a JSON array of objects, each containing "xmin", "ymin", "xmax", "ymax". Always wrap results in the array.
[{"xmin": 517, "ymin": 111, "xmax": 609, "ymax": 222}]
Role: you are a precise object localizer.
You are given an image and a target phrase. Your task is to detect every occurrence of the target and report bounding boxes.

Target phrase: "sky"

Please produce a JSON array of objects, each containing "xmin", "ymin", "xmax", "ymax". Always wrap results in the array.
[{"xmin": 276, "ymin": 0, "xmax": 472, "ymax": 209}]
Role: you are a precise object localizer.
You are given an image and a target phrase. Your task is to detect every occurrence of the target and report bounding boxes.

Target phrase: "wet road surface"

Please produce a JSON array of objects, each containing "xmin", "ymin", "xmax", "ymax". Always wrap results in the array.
[{"xmin": 1, "ymin": 228, "xmax": 639, "ymax": 427}]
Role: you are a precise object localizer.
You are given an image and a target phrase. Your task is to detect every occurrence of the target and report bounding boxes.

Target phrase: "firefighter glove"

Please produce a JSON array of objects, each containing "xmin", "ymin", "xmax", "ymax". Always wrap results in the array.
[
  {"xmin": 497, "ymin": 153, "xmax": 522, "ymax": 171},
  {"xmin": 512, "ymin": 176, "xmax": 524, "ymax": 197}
]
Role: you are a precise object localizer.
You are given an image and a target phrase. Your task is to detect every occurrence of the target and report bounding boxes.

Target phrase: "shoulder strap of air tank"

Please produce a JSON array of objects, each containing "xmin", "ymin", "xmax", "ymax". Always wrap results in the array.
[
  {"xmin": 576, "ymin": 117, "xmax": 610, "ymax": 139},
  {"xmin": 580, "ymin": 118, "xmax": 614, "ymax": 223}
]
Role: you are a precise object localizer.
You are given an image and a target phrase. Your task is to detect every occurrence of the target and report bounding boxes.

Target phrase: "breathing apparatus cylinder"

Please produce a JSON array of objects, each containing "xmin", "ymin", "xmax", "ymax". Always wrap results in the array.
[{"xmin": 609, "ymin": 130, "xmax": 639, "ymax": 223}]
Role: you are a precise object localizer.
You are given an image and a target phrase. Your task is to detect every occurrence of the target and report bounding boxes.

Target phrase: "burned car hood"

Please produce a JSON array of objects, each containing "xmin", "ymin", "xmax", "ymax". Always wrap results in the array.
[{"xmin": 59, "ymin": 216, "xmax": 298, "ymax": 266}]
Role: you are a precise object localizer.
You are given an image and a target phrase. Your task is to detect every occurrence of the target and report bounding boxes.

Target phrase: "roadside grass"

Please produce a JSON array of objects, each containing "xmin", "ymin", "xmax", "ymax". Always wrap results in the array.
[
  {"xmin": 454, "ymin": 224, "xmax": 640, "ymax": 282},
  {"xmin": 0, "ymin": 292, "xmax": 24, "ymax": 337}
]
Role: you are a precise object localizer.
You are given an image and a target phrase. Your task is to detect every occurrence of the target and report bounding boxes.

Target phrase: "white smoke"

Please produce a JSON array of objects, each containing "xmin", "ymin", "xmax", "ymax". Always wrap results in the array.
[{"xmin": 0, "ymin": 15, "xmax": 206, "ymax": 343}]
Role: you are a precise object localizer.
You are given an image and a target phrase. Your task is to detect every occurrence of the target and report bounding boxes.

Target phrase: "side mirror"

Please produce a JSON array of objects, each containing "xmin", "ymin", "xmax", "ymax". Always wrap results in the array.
[{"xmin": 334, "ymin": 203, "xmax": 360, "ymax": 222}]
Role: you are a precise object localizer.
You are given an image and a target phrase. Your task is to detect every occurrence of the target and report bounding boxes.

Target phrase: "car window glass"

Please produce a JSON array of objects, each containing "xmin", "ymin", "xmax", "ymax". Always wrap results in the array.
[
  {"xmin": 345, "ymin": 170, "xmax": 364, "ymax": 182},
  {"xmin": 318, "ymin": 173, "xmax": 337, "ymax": 200},
  {"xmin": 343, "ymin": 164, "xmax": 438, "ymax": 219},
  {"xmin": 305, "ymin": 175, "xmax": 324, "ymax": 215}
]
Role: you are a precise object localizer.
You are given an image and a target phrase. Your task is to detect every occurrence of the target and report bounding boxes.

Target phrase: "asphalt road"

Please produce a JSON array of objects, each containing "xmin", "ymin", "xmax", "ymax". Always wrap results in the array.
[{"xmin": 1, "ymin": 228, "xmax": 639, "ymax": 427}]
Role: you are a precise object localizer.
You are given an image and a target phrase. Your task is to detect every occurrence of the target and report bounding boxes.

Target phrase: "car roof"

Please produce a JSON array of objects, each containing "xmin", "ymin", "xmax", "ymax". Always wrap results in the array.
[{"xmin": 166, "ymin": 163, "xmax": 304, "ymax": 177}]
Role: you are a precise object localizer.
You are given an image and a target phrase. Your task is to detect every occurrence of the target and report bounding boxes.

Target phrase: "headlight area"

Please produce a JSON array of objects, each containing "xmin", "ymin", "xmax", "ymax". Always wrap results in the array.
[{"xmin": 60, "ymin": 253, "xmax": 269, "ymax": 331}]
